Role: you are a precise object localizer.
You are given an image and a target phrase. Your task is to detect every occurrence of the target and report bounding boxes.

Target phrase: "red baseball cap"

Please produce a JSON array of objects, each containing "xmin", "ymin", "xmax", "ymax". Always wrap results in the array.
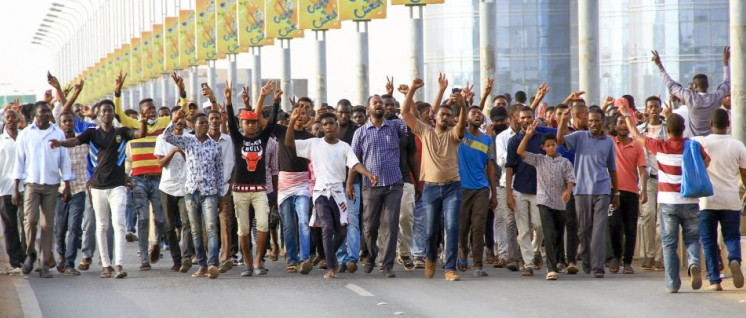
[{"xmin": 239, "ymin": 110, "xmax": 259, "ymax": 121}]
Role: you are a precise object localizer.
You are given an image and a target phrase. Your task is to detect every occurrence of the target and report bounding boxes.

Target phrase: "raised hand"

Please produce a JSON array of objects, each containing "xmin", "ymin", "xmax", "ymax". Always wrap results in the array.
[
  {"xmin": 535, "ymin": 82, "xmax": 550, "ymax": 100},
  {"xmin": 224, "ymin": 81, "xmax": 233, "ymax": 101},
  {"xmin": 74, "ymin": 79, "xmax": 85, "ymax": 93},
  {"xmin": 723, "ymin": 46, "xmax": 730, "ymax": 66},
  {"xmin": 438, "ymin": 73, "xmax": 448, "ymax": 91},
  {"xmin": 397, "ymin": 84, "xmax": 409, "ymax": 95},
  {"xmin": 289, "ymin": 95, "xmax": 297, "ymax": 109},
  {"xmin": 651, "ymin": 50, "xmax": 663, "ymax": 70},
  {"xmin": 289, "ymin": 107, "xmax": 301, "ymax": 122},
  {"xmin": 44, "ymin": 90, "xmax": 53, "ymax": 103},
  {"xmin": 202, "ymin": 83, "xmax": 216, "ymax": 101},
  {"xmin": 411, "ymin": 78, "xmax": 424, "ymax": 90},
  {"xmin": 483, "ymin": 76, "xmax": 494, "ymax": 96},
  {"xmin": 260, "ymin": 80, "xmax": 274, "ymax": 96},
  {"xmin": 62, "ymin": 86, "xmax": 73, "ymax": 98},
  {"xmin": 116, "ymin": 71, "xmax": 128, "ymax": 94},
  {"xmin": 171, "ymin": 72, "xmax": 185, "ymax": 94},
  {"xmin": 618, "ymin": 101, "xmax": 630, "ymax": 116},
  {"xmin": 241, "ymin": 86, "xmax": 250, "ymax": 107},
  {"xmin": 273, "ymin": 86, "xmax": 283, "ymax": 104},
  {"xmin": 47, "ymin": 72, "xmax": 61, "ymax": 89},
  {"xmin": 385, "ymin": 76, "xmax": 394, "ymax": 95},
  {"xmin": 525, "ymin": 119, "xmax": 539, "ymax": 136},
  {"xmin": 461, "ymin": 82, "xmax": 474, "ymax": 105}
]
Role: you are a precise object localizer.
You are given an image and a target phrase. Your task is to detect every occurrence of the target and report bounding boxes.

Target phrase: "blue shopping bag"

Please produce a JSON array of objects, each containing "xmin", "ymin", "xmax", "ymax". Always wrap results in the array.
[{"xmin": 680, "ymin": 140, "xmax": 713, "ymax": 198}]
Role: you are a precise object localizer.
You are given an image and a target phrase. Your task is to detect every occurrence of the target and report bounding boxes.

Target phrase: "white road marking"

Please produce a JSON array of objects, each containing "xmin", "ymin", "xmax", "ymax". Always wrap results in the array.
[
  {"xmin": 15, "ymin": 278, "xmax": 43, "ymax": 318},
  {"xmin": 345, "ymin": 283, "xmax": 375, "ymax": 297}
]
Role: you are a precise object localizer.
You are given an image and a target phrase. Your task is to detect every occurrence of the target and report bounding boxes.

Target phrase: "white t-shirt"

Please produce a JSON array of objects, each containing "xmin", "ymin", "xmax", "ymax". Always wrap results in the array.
[
  {"xmin": 154, "ymin": 134, "xmax": 186, "ymax": 196},
  {"xmin": 692, "ymin": 134, "xmax": 746, "ymax": 211},
  {"xmin": 295, "ymin": 138, "xmax": 359, "ymax": 190}
]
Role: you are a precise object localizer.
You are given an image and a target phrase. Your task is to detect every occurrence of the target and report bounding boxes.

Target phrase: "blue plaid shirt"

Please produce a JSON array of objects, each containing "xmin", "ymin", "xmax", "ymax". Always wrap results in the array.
[{"xmin": 352, "ymin": 119, "xmax": 408, "ymax": 187}]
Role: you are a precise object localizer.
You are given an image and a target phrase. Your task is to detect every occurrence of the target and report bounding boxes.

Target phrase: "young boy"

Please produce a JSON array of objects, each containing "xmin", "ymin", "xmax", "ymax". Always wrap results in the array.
[{"xmin": 517, "ymin": 120, "xmax": 575, "ymax": 280}]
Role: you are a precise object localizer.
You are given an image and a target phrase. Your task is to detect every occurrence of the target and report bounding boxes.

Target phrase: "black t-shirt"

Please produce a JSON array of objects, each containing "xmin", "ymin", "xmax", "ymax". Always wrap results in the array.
[
  {"xmin": 76, "ymin": 126, "xmax": 136, "ymax": 189},
  {"xmin": 272, "ymin": 125, "xmax": 314, "ymax": 172},
  {"xmin": 227, "ymin": 103, "xmax": 278, "ymax": 185},
  {"xmin": 398, "ymin": 128, "xmax": 417, "ymax": 184}
]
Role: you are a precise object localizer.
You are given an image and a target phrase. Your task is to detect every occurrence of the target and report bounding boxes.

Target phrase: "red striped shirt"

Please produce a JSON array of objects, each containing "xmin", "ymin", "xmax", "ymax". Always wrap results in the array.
[{"xmin": 644, "ymin": 137, "xmax": 708, "ymax": 204}]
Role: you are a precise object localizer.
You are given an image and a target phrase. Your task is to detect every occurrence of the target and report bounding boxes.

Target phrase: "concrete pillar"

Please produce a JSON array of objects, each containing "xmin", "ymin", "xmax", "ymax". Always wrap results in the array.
[
  {"xmin": 731, "ymin": 1, "xmax": 746, "ymax": 143},
  {"xmin": 228, "ymin": 54, "xmax": 238, "ymax": 107},
  {"xmin": 251, "ymin": 47, "xmax": 262, "ymax": 106},
  {"xmin": 479, "ymin": 0, "xmax": 496, "ymax": 103},
  {"xmin": 161, "ymin": 74, "xmax": 170, "ymax": 107},
  {"xmin": 578, "ymin": 0, "xmax": 599, "ymax": 105},
  {"xmin": 314, "ymin": 30, "xmax": 327, "ymax": 108},
  {"xmin": 280, "ymin": 39, "xmax": 293, "ymax": 112},
  {"xmin": 354, "ymin": 21, "xmax": 369, "ymax": 106},
  {"xmin": 189, "ymin": 66, "xmax": 199, "ymax": 102},
  {"xmin": 149, "ymin": 79, "xmax": 158, "ymax": 105},
  {"xmin": 409, "ymin": 5, "xmax": 425, "ymax": 102},
  {"xmin": 129, "ymin": 88, "xmax": 136, "ymax": 110},
  {"xmin": 207, "ymin": 60, "xmax": 217, "ymax": 92}
]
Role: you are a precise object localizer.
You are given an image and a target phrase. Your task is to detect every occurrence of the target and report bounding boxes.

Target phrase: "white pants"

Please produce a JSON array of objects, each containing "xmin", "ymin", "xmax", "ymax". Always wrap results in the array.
[
  {"xmin": 90, "ymin": 186, "xmax": 128, "ymax": 267},
  {"xmin": 513, "ymin": 191, "xmax": 543, "ymax": 268}
]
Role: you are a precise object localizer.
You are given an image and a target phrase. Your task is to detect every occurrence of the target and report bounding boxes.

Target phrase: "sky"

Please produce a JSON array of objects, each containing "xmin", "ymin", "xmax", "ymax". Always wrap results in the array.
[{"xmin": 0, "ymin": 0, "xmax": 420, "ymax": 105}]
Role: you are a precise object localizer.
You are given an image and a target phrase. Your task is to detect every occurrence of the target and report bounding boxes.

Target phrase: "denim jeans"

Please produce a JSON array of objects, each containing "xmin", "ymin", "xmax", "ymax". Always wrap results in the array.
[
  {"xmin": 54, "ymin": 192, "xmax": 86, "ymax": 268},
  {"xmin": 659, "ymin": 203, "xmax": 701, "ymax": 290},
  {"xmin": 337, "ymin": 183, "xmax": 360, "ymax": 264},
  {"xmin": 279, "ymin": 195, "xmax": 311, "ymax": 265},
  {"xmin": 700, "ymin": 209, "xmax": 742, "ymax": 284},
  {"xmin": 125, "ymin": 187, "xmax": 136, "ymax": 233},
  {"xmin": 411, "ymin": 199, "xmax": 426, "ymax": 259},
  {"xmin": 132, "ymin": 176, "xmax": 165, "ymax": 263},
  {"xmin": 184, "ymin": 192, "xmax": 219, "ymax": 268},
  {"xmin": 423, "ymin": 181, "xmax": 462, "ymax": 271}
]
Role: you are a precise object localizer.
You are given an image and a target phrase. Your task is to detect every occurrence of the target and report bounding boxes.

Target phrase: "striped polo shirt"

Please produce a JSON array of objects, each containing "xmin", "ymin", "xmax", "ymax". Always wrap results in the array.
[
  {"xmin": 644, "ymin": 137, "xmax": 708, "ymax": 204},
  {"xmin": 130, "ymin": 132, "xmax": 163, "ymax": 176}
]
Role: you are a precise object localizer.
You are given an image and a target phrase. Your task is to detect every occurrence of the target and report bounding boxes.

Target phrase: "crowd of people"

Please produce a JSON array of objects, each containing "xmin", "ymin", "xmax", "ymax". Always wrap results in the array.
[{"xmin": 0, "ymin": 48, "xmax": 744, "ymax": 293}]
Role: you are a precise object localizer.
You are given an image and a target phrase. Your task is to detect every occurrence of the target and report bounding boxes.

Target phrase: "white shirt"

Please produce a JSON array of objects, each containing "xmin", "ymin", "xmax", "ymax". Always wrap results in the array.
[
  {"xmin": 495, "ymin": 127, "xmax": 518, "ymax": 187},
  {"xmin": 673, "ymin": 105, "xmax": 691, "ymax": 138},
  {"xmin": 692, "ymin": 134, "xmax": 746, "ymax": 211},
  {"xmin": 0, "ymin": 130, "xmax": 23, "ymax": 195},
  {"xmin": 213, "ymin": 133, "xmax": 234, "ymax": 197},
  {"xmin": 295, "ymin": 138, "xmax": 359, "ymax": 199},
  {"xmin": 154, "ymin": 134, "xmax": 186, "ymax": 197},
  {"xmin": 13, "ymin": 122, "xmax": 73, "ymax": 185}
]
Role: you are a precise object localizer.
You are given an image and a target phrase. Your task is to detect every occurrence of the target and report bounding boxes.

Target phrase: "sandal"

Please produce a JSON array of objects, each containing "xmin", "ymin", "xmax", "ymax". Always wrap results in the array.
[
  {"xmin": 100, "ymin": 266, "xmax": 113, "ymax": 278},
  {"xmin": 323, "ymin": 271, "xmax": 336, "ymax": 279},
  {"xmin": 546, "ymin": 271, "xmax": 559, "ymax": 280},
  {"xmin": 115, "ymin": 266, "xmax": 128, "ymax": 279},
  {"xmin": 286, "ymin": 264, "xmax": 298, "ymax": 273}
]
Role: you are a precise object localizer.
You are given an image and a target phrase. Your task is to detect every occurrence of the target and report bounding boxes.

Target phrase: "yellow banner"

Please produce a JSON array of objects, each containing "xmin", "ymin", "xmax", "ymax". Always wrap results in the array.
[
  {"xmin": 238, "ymin": 0, "xmax": 274, "ymax": 47},
  {"xmin": 179, "ymin": 10, "xmax": 198, "ymax": 68},
  {"xmin": 196, "ymin": 0, "xmax": 218, "ymax": 62},
  {"xmin": 391, "ymin": 0, "xmax": 443, "ymax": 4},
  {"xmin": 142, "ymin": 31, "xmax": 154, "ymax": 80},
  {"xmin": 131, "ymin": 37, "xmax": 143, "ymax": 83},
  {"xmin": 121, "ymin": 44, "xmax": 132, "ymax": 88},
  {"xmin": 299, "ymin": 0, "xmax": 341, "ymax": 30},
  {"xmin": 152, "ymin": 24, "xmax": 165, "ymax": 75},
  {"xmin": 339, "ymin": 0, "xmax": 386, "ymax": 21},
  {"xmin": 265, "ymin": 0, "xmax": 304, "ymax": 39},
  {"xmin": 165, "ymin": 17, "xmax": 180, "ymax": 71},
  {"xmin": 217, "ymin": 0, "xmax": 240, "ymax": 54}
]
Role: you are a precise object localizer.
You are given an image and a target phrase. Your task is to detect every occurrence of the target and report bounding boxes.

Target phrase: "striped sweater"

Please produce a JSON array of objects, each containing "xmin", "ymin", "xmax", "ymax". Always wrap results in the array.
[{"xmin": 644, "ymin": 137, "xmax": 709, "ymax": 204}]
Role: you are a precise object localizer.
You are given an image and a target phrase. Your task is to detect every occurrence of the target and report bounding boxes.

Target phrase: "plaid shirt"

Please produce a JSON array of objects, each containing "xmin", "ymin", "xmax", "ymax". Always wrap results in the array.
[
  {"xmin": 523, "ymin": 153, "xmax": 575, "ymax": 210},
  {"xmin": 352, "ymin": 119, "xmax": 408, "ymax": 187},
  {"xmin": 62, "ymin": 143, "xmax": 90, "ymax": 195}
]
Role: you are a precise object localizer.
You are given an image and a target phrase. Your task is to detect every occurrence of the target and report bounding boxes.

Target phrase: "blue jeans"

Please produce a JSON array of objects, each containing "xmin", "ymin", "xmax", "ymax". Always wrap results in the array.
[
  {"xmin": 125, "ymin": 187, "xmax": 136, "ymax": 233},
  {"xmin": 700, "ymin": 209, "xmax": 742, "ymax": 284},
  {"xmin": 54, "ymin": 192, "xmax": 85, "ymax": 268},
  {"xmin": 184, "ymin": 192, "xmax": 219, "ymax": 267},
  {"xmin": 411, "ymin": 199, "xmax": 426, "ymax": 258},
  {"xmin": 659, "ymin": 203, "xmax": 701, "ymax": 290},
  {"xmin": 280, "ymin": 195, "xmax": 311, "ymax": 265},
  {"xmin": 132, "ymin": 176, "xmax": 165, "ymax": 263},
  {"xmin": 337, "ymin": 183, "xmax": 360, "ymax": 264},
  {"xmin": 423, "ymin": 181, "xmax": 462, "ymax": 271}
]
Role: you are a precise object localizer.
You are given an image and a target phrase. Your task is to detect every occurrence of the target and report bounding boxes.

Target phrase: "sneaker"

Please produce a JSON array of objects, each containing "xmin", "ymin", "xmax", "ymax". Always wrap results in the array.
[
  {"xmin": 623, "ymin": 265, "xmax": 635, "ymax": 274},
  {"xmin": 708, "ymin": 283, "xmax": 723, "ymax": 291},
  {"xmin": 521, "ymin": 266, "xmax": 534, "ymax": 276},
  {"xmin": 64, "ymin": 268, "xmax": 81, "ymax": 276},
  {"xmin": 149, "ymin": 245, "xmax": 161, "ymax": 264},
  {"xmin": 425, "ymin": 259, "xmax": 435, "ymax": 278},
  {"xmin": 413, "ymin": 258, "xmax": 425, "ymax": 269},
  {"xmin": 594, "ymin": 271, "xmax": 605, "ymax": 278},
  {"xmin": 730, "ymin": 260, "xmax": 744, "ymax": 288},
  {"xmin": 179, "ymin": 258, "xmax": 192, "ymax": 273},
  {"xmin": 493, "ymin": 259, "xmax": 507, "ymax": 269},
  {"xmin": 300, "ymin": 260, "xmax": 314, "ymax": 275},
  {"xmin": 567, "ymin": 263, "xmax": 579, "ymax": 275},
  {"xmin": 208, "ymin": 265, "xmax": 220, "ymax": 279},
  {"xmin": 139, "ymin": 262, "xmax": 151, "ymax": 271},
  {"xmin": 383, "ymin": 269, "xmax": 396, "ymax": 278},
  {"xmin": 192, "ymin": 266, "xmax": 208, "ymax": 278},
  {"xmin": 444, "ymin": 270, "xmax": 460, "ymax": 281},
  {"xmin": 689, "ymin": 264, "xmax": 702, "ymax": 290},
  {"xmin": 347, "ymin": 261, "xmax": 358, "ymax": 274},
  {"xmin": 22, "ymin": 254, "xmax": 36, "ymax": 275},
  {"xmin": 115, "ymin": 266, "xmax": 127, "ymax": 279},
  {"xmin": 219, "ymin": 260, "xmax": 234, "ymax": 273},
  {"xmin": 546, "ymin": 271, "xmax": 558, "ymax": 280},
  {"xmin": 506, "ymin": 260, "xmax": 519, "ymax": 272},
  {"xmin": 609, "ymin": 258, "xmax": 620, "ymax": 274},
  {"xmin": 400, "ymin": 256, "xmax": 415, "ymax": 271},
  {"xmin": 126, "ymin": 232, "xmax": 138, "ymax": 242}
]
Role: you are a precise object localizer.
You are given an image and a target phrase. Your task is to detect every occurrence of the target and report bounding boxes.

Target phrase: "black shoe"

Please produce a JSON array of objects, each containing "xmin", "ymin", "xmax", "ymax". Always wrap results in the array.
[
  {"xmin": 400, "ymin": 256, "xmax": 415, "ymax": 271},
  {"xmin": 383, "ymin": 268, "xmax": 396, "ymax": 278},
  {"xmin": 594, "ymin": 271, "xmax": 605, "ymax": 278},
  {"xmin": 22, "ymin": 254, "xmax": 37, "ymax": 275},
  {"xmin": 363, "ymin": 262, "xmax": 374, "ymax": 274},
  {"xmin": 336, "ymin": 263, "xmax": 347, "ymax": 273}
]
